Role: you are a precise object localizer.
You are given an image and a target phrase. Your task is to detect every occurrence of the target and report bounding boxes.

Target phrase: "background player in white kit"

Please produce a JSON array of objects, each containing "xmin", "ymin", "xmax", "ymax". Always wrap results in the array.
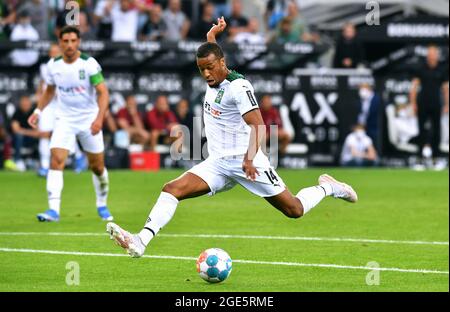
[
  {"xmin": 28, "ymin": 26, "xmax": 113, "ymax": 222},
  {"xmin": 35, "ymin": 43, "xmax": 87, "ymax": 178},
  {"xmin": 107, "ymin": 18, "xmax": 358, "ymax": 257}
]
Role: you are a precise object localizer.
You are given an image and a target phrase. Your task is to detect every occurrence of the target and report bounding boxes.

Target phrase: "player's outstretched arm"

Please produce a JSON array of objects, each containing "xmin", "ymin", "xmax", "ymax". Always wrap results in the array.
[
  {"xmin": 207, "ymin": 17, "xmax": 227, "ymax": 43},
  {"xmin": 28, "ymin": 85, "xmax": 56, "ymax": 129},
  {"xmin": 91, "ymin": 82, "xmax": 110, "ymax": 135}
]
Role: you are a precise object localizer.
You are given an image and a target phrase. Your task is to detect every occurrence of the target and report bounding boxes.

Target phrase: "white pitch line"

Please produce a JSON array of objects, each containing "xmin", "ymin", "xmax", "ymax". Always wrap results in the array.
[
  {"xmin": 0, "ymin": 247, "xmax": 448, "ymax": 275},
  {"xmin": 159, "ymin": 234, "xmax": 450, "ymax": 246},
  {"xmin": 0, "ymin": 232, "xmax": 448, "ymax": 246}
]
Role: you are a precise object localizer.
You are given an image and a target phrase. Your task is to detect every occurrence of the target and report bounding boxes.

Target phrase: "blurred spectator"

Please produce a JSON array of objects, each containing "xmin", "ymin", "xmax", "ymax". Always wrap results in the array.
[
  {"xmin": 78, "ymin": 10, "xmax": 96, "ymax": 40},
  {"xmin": 210, "ymin": 0, "xmax": 229, "ymax": 19},
  {"xmin": 234, "ymin": 17, "xmax": 266, "ymax": 44},
  {"xmin": 48, "ymin": 0, "xmax": 66, "ymax": 13},
  {"xmin": 285, "ymin": 0, "xmax": 315, "ymax": 42},
  {"xmin": 357, "ymin": 83, "xmax": 381, "ymax": 148},
  {"xmin": 116, "ymin": 95, "xmax": 150, "ymax": 147},
  {"xmin": 393, "ymin": 96, "xmax": 419, "ymax": 145},
  {"xmin": 71, "ymin": 0, "xmax": 93, "ymax": 10},
  {"xmin": 0, "ymin": 109, "xmax": 17, "ymax": 170},
  {"xmin": 140, "ymin": 3, "xmax": 167, "ymax": 41},
  {"xmin": 340, "ymin": 124, "xmax": 378, "ymax": 167},
  {"xmin": 0, "ymin": 1, "xmax": 15, "ymax": 40},
  {"xmin": 17, "ymin": 0, "xmax": 48, "ymax": 39},
  {"xmin": 10, "ymin": 10, "xmax": 39, "ymax": 67},
  {"xmin": 110, "ymin": 0, "xmax": 139, "ymax": 42},
  {"xmin": 189, "ymin": 1, "xmax": 215, "ymax": 40},
  {"xmin": 135, "ymin": 0, "xmax": 154, "ymax": 31},
  {"xmin": 265, "ymin": 0, "xmax": 288, "ymax": 31},
  {"xmin": 233, "ymin": 17, "xmax": 267, "ymax": 68},
  {"xmin": 227, "ymin": 0, "xmax": 248, "ymax": 40},
  {"xmin": 272, "ymin": 16, "xmax": 298, "ymax": 44},
  {"xmin": 260, "ymin": 95, "xmax": 292, "ymax": 155},
  {"xmin": 163, "ymin": 0, "xmax": 190, "ymax": 41},
  {"xmin": 94, "ymin": 0, "xmax": 114, "ymax": 39},
  {"xmin": 175, "ymin": 98, "xmax": 193, "ymax": 132},
  {"xmin": 410, "ymin": 45, "xmax": 449, "ymax": 161},
  {"xmin": 146, "ymin": 95, "xmax": 179, "ymax": 151},
  {"xmin": 11, "ymin": 96, "xmax": 42, "ymax": 171},
  {"xmin": 333, "ymin": 22, "xmax": 365, "ymax": 68}
]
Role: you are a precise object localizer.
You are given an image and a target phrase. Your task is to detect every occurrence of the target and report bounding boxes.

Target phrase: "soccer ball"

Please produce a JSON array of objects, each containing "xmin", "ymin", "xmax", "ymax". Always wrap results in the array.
[{"xmin": 196, "ymin": 248, "xmax": 232, "ymax": 283}]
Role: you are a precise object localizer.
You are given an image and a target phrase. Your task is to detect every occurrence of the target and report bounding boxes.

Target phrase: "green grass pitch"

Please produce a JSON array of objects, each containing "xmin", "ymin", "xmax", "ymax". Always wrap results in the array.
[{"xmin": 0, "ymin": 169, "xmax": 448, "ymax": 292}]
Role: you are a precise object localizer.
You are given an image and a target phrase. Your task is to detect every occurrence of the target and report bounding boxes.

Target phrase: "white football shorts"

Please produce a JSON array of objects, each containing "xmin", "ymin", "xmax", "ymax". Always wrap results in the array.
[
  {"xmin": 188, "ymin": 151, "xmax": 286, "ymax": 198},
  {"xmin": 50, "ymin": 117, "xmax": 104, "ymax": 154}
]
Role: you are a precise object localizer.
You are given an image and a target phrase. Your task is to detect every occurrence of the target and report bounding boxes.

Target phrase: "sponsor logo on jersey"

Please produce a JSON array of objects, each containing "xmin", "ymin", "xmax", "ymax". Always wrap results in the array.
[
  {"xmin": 204, "ymin": 101, "xmax": 222, "ymax": 118},
  {"xmin": 214, "ymin": 89, "xmax": 225, "ymax": 104},
  {"xmin": 58, "ymin": 86, "xmax": 87, "ymax": 94},
  {"xmin": 79, "ymin": 69, "xmax": 86, "ymax": 80}
]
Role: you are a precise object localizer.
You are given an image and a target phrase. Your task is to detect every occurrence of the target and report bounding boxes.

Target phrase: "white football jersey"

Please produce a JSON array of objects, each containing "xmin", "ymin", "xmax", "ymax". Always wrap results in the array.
[
  {"xmin": 203, "ymin": 71, "xmax": 259, "ymax": 159},
  {"xmin": 45, "ymin": 53, "xmax": 104, "ymax": 123},
  {"xmin": 40, "ymin": 62, "xmax": 50, "ymax": 91},
  {"xmin": 40, "ymin": 61, "xmax": 58, "ymax": 105}
]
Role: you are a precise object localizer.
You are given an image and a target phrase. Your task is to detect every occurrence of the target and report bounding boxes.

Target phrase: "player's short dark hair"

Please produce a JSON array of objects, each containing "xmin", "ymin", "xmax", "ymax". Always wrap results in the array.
[
  {"xmin": 196, "ymin": 42, "xmax": 224, "ymax": 59},
  {"xmin": 59, "ymin": 25, "xmax": 80, "ymax": 39}
]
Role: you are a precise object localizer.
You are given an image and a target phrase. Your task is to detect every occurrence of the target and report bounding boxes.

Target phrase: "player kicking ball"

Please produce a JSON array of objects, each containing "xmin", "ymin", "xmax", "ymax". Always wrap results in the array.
[
  {"xmin": 28, "ymin": 26, "xmax": 113, "ymax": 222},
  {"xmin": 107, "ymin": 18, "xmax": 357, "ymax": 257}
]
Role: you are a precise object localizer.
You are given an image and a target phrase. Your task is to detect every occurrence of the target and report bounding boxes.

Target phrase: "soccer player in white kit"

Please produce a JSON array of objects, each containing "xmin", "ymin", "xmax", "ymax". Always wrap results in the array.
[
  {"xmin": 107, "ymin": 18, "xmax": 358, "ymax": 257},
  {"xmin": 36, "ymin": 43, "xmax": 87, "ymax": 177},
  {"xmin": 28, "ymin": 26, "xmax": 113, "ymax": 222}
]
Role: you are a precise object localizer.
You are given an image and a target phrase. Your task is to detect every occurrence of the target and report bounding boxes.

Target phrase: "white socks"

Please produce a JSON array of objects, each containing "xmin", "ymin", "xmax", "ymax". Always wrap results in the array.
[
  {"xmin": 46, "ymin": 167, "xmax": 109, "ymax": 215},
  {"xmin": 296, "ymin": 183, "xmax": 333, "ymax": 215},
  {"xmin": 39, "ymin": 138, "xmax": 50, "ymax": 170},
  {"xmin": 92, "ymin": 168, "xmax": 109, "ymax": 207},
  {"xmin": 139, "ymin": 192, "xmax": 179, "ymax": 246},
  {"xmin": 47, "ymin": 170, "xmax": 63, "ymax": 214}
]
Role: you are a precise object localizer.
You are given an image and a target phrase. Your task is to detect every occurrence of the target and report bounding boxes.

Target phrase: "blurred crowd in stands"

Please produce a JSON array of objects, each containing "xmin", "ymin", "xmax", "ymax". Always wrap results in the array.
[
  {"xmin": 0, "ymin": 0, "xmax": 374, "ymax": 70},
  {"xmin": 0, "ymin": 0, "xmax": 322, "ymax": 44},
  {"xmin": 0, "ymin": 0, "xmax": 448, "ymax": 171}
]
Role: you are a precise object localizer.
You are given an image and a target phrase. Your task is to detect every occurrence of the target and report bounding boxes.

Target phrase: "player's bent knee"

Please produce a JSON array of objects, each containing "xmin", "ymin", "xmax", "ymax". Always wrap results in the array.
[
  {"xmin": 87, "ymin": 156, "xmax": 105, "ymax": 176},
  {"xmin": 162, "ymin": 182, "xmax": 183, "ymax": 200},
  {"xmin": 50, "ymin": 156, "xmax": 65, "ymax": 170},
  {"xmin": 285, "ymin": 200, "xmax": 303, "ymax": 219},
  {"xmin": 90, "ymin": 165, "xmax": 104, "ymax": 176},
  {"xmin": 288, "ymin": 208, "xmax": 303, "ymax": 219},
  {"xmin": 284, "ymin": 207, "xmax": 302, "ymax": 219}
]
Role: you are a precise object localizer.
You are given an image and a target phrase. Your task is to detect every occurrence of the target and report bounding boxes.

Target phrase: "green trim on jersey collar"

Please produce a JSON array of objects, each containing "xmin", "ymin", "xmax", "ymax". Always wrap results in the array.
[
  {"xmin": 90, "ymin": 72, "xmax": 104, "ymax": 86},
  {"xmin": 54, "ymin": 55, "xmax": 63, "ymax": 62},
  {"xmin": 80, "ymin": 52, "xmax": 90, "ymax": 61},
  {"xmin": 226, "ymin": 70, "xmax": 245, "ymax": 82}
]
